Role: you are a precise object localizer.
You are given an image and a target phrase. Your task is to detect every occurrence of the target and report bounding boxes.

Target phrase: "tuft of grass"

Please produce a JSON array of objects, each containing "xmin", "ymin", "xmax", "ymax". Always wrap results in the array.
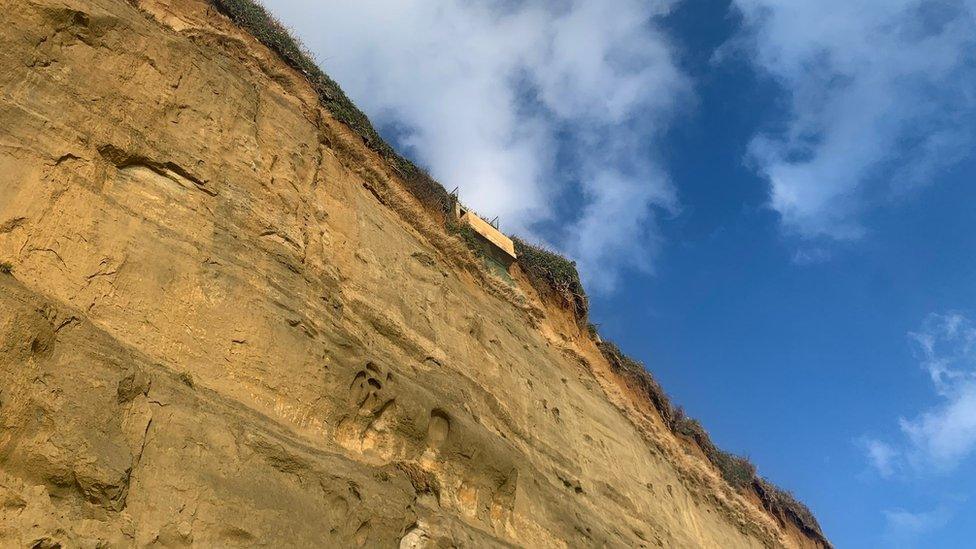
[
  {"xmin": 395, "ymin": 461, "xmax": 442, "ymax": 499},
  {"xmin": 598, "ymin": 340, "xmax": 675, "ymax": 427},
  {"xmin": 673, "ymin": 414, "xmax": 756, "ymax": 489},
  {"xmin": 447, "ymin": 220, "xmax": 488, "ymax": 259},
  {"xmin": 513, "ymin": 238, "xmax": 588, "ymax": 320},
  {"xmin": 0, "ymin": 261, "xmax": 12, "ymax": 275},
  {"xmin": 754, "ymin": 477, "xmax": 827, "ymax": 543}
]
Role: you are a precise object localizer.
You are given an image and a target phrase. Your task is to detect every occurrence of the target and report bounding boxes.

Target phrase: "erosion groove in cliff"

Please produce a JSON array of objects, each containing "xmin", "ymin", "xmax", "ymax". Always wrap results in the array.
[{"xmin": 0, "ymin": 0, "xmax": 827, "ymax": 546}]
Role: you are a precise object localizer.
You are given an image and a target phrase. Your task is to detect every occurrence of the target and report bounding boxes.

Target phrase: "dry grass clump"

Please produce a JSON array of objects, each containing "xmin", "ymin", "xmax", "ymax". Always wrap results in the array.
[
  {"xmin": 672, "ymin": 412, "xmax": 756, "ymax": 489},
  {"xmin": 598, "ymin": 340, "xmax": 675, "ymax": 427},
  {"xmin": 754, "ymin": 477, "xmax": 827, "ymax": 543},
  {"xmin": 395, "ymin": 461, "xmax": 442, "ymax": 499}
]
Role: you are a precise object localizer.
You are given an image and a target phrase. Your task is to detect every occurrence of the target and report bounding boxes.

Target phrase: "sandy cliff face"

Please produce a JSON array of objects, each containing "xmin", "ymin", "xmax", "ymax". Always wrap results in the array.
[{"xmin": 0, "ymin": 0, "xmax": 825, "ymax": 547}]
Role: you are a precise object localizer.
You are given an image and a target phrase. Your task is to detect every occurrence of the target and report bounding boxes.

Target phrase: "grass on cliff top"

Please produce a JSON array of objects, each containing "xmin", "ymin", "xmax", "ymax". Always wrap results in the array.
[
  {"xmin": 598, "ymin": 340, "xmax": 676, "ymax": 428},
  {"xmin": 211, "ymin": 1, "xmax": 821, "ymax": 540},
  {"xmin": 512, "ymin": 238, "xmax": 588, "ymax": 319},
  {"xmin": 755, "ymin": 477, "xmax": 825, "ymax": 541}
]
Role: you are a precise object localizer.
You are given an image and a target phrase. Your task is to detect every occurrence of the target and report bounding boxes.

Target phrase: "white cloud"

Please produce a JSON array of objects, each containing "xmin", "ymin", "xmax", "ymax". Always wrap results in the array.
[
  {"xmin": 883, "ymin": 507, "xmax": 950, "ymax": 548},
  {"xmin": 900, "ymin": 313, "xmax": 976, "ymax": 471},
  {"xmin": 862, "ymin": 438, "xmax": 897, "ymax": 478},
  {"xmin": 909, "ymin": 312, "xmax": 976, "ymax": 393},
  {"xmin": 899, "ymin": 384, "xmax": 976, "ymax": 472},
  {"xmin": 728, "ymin": 0, "xmax": 976, "ymax": 239},
  {"xmin": 865, "ymin": 313, "xmax": 976, "ymax": 476},
  {"xmin": 261, "ymin": 0, "xmax": 688, "ymax": 291}
]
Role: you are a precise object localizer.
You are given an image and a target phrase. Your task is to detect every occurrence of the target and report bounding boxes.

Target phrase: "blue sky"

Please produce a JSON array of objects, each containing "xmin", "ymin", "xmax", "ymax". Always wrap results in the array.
[{"xmin": 264, "ymin": 1, "xmax": 976, "ymax": 546}]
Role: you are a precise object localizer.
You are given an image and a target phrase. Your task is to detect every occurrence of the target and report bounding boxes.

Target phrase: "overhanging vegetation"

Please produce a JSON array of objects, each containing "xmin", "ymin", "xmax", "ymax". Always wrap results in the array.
[{"xmin": 512, "ymin": 238, "xmax": 588, "ymax": 319}]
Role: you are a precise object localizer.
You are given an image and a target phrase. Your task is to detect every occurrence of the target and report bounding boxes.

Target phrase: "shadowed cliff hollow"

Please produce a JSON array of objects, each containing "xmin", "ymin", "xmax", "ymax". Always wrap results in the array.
[{"xmin": 0, "ymin": 0, "xmax": 828, "ymax": 546}]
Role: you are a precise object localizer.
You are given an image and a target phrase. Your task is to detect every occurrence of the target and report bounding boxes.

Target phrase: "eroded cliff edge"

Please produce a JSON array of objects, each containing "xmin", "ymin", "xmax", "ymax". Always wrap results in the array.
[{"xmin": 0, "ymin": 0, "xmax": 827, "ymax": 546}]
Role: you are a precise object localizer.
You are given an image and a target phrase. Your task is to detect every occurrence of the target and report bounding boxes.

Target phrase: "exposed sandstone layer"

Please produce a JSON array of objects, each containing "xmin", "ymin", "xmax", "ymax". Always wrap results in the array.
[{"xmin": 0, "ymin": 0, "xmax": 826, "ymax": 546}]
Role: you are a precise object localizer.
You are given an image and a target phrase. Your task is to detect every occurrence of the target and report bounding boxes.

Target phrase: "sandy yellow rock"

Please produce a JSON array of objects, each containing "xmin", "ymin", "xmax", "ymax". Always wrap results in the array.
[{"xmin": 0, "ymin": 0, "xmax": 826, "ymax": 546}]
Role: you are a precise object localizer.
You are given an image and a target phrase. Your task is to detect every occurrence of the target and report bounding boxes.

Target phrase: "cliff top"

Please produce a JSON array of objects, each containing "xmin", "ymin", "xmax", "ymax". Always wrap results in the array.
[{"xmin": 207, "ymin": 0, "xmax": 828, "ymax": 545}]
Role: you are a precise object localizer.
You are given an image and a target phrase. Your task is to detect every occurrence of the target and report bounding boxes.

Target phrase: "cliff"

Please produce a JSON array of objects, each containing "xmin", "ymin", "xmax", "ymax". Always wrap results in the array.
[{"xmin": 0, "ymin": 0, "xmax": 827, "ymax": 546}]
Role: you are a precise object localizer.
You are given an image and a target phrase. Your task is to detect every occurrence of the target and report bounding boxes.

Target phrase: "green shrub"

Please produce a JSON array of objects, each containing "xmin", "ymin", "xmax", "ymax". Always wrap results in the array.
[
  {"xmin": 447, "ymin": 220, "xmax": 487, "ymax": 258},
  {"xmin": 712, "ymin": 450, "xmax": 756, "ymax": 490},
  {"xmin": 0, "ymin": 262, "xmax": 12, "ymax": 275},
  {"xmin": 513, "ymin": 237, "xmax": 588, "ymax": 319}
]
